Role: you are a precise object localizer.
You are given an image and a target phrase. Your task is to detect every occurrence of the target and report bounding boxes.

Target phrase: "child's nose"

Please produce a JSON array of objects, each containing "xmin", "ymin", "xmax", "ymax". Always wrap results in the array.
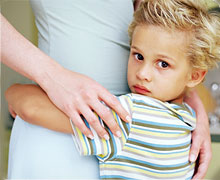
[{"xmin": 136, "ymin": 65, "xmax": 152, "ymax": 82}]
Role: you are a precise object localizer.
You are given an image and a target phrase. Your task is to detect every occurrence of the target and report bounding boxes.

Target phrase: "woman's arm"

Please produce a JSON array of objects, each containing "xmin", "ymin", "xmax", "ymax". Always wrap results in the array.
[
  {"xmin": 6, "ymin": 83, "xmax": 212, "ymax": 177},
  {"xmin": 5, "ymin": 84, "xmax": 73, "ymax": 134},
  {"xmin": 1, "ymin": 14, "xmax": 131, "ymax": 139},
  {"xmin": 184, "ymin": 87, "xmax": 212, "ymax": 180}
]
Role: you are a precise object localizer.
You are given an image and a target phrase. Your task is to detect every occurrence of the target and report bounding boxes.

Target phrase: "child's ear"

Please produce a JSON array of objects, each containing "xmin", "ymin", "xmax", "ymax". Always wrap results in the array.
[{"xmin": 186, "ymin": 69, "xmax": 207, "ymax": 88}]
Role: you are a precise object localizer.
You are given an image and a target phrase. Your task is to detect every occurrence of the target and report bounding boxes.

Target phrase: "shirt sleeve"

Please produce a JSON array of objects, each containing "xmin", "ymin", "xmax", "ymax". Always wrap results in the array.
[
  {"xmin": 164, "ymin": 101, "xmax": 197, "ymax": 130},
  {"xmin": 70, "ymin": 94, "xmax": 133, "ymax": 162}
]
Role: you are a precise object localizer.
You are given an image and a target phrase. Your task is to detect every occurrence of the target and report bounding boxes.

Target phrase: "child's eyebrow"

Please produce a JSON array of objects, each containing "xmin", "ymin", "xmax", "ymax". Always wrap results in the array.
[
  {"xmin": 157, "ymin": 54, "xmax": 175, "ymax": 62},
  {"xmin": 131, "ymin": 45, "xmax": 141, "ymax": 52},
  {"xmin": 131, "ymin": 45, "xmax": 175, "ymax": 62}
]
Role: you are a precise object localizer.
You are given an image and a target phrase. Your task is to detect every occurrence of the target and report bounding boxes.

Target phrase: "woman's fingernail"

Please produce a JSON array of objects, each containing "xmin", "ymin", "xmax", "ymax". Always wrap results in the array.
[
  {"xmin": 126, "ymin": 116, "xmax": 132, "ymax": 123},
  {"xmin": 116, "ymin": 131, "xmax": 121, "ymax": 138},
  {"xmin": 189, "ymin": 154, "xmax": 196, "ymax": 162},
  {"xmin": 88, "ymin": 135, "xmax": 94, "ymax": 139},
  {"xmin": 104, "ymin": 134, "xmax": 109, "ymax": 140}
]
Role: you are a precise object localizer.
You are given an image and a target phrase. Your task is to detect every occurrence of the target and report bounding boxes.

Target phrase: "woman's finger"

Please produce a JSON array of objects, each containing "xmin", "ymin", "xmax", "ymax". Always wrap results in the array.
[
  {"xmin": 90, "ymin": 100, "xmax": 122, "ymax": 138},
  {"xmin": 190, "ymin": 125, "xmax": 212, "ymax": 179},
  {"xmin": 99, "ymin": 89, "xmax": 131, "ymax": 123},
  {"xmin": 78, "ymin": 103, "xmax": 110, "ymax": 140},
  {"xmin": 69, "ymin": 110, "xmax": 93, "ymax": 139},
  {"xmin": 192, "ymin": 148, "xmax": 212, "ymax": 180},
  {"xmin": 189, "ymin": 131, "xmax": 201, "ymax": 163}
]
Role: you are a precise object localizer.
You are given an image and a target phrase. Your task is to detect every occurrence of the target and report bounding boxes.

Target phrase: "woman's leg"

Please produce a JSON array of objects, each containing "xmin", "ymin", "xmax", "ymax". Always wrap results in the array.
[{"xmin": 8, "ymin": 116, "xmax": 99, "ymax": 179}]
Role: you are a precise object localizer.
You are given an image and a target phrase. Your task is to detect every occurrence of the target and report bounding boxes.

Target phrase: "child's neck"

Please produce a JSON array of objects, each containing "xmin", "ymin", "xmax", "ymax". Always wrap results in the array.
[
  {"xmin": 169, "ymin": 95, "xmax": 184, "ymax": 104},
  {"xmin": 168, "ymin": 90, "xmax": 187, "ymax": 104}
]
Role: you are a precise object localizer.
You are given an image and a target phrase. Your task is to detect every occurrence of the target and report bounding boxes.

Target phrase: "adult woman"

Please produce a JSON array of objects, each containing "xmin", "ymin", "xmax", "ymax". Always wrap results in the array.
[{"xmin": 4, "ymin": 0, "xmax": 134, "ymax": 178}]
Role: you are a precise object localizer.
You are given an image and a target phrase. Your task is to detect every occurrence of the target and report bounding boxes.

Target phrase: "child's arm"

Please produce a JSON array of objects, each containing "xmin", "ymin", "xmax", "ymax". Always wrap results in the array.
[
  {"xmin": 71, "ymin": 94, "xmax": 132, "ymax": 158},
  {"xmin": 5, "ymin": 84, "xmax": 131, "ymax": 158},
  {"xmin": 5, "ymin": 84, "xmax": 73, "ymax": 134}
]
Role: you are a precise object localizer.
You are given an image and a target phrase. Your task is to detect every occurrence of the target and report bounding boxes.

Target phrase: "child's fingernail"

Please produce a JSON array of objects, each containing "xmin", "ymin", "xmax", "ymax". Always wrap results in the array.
[
  {"xmin": 126, "ymin": 116, "xmax": 132, "ymax": 123},
  {"xmin": 104, "ymin": 134, "xmax": 109, "ymax": 140},
  {"xmin": 88, "ymin": 135, "xmax": 94, "ymax": 139},
  {"xmin": 189, "ymin": 154, "xmax": 196, "ymax": 162},
  {"xmin": 116, "ymin": 131, "xmax": 121, "ymax": 138}
]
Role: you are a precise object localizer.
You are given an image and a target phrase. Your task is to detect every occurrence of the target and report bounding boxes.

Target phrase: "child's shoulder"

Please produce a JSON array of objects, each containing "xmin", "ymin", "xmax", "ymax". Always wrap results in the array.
[
  {"xmin": 118, "ymin": 93, "xmax": 196, "ymax": 117},
  {"xmin": 167, "ymin": 101, "xmax": 196, "ymax": 118},
  {"xmin": 118, "ymin": 93, "xmax": 170, "ymax": 110},
  {"xmin": 118, "ymin": 93, "xmax": 160, "ymax": 102}
]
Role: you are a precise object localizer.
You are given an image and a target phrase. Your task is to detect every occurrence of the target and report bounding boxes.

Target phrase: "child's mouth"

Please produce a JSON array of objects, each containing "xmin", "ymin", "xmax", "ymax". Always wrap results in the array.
[{"xmin": 133, "ymin": 85, "xmax": 151, "ymax": 95}]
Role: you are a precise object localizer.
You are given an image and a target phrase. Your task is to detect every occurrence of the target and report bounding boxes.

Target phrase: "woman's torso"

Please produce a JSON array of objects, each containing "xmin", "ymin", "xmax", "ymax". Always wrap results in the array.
[
  {"xmin": 30, "ymin": 0, "xmax": 134, "ymax": 95},
  {"xmin": 8, "ymin": 1, "xmax": 134, "ymax": 178}
]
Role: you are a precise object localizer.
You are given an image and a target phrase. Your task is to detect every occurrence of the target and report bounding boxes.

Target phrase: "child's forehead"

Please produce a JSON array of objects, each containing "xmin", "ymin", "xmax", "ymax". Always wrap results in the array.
[
  {"xmin": 134, "ymin": 24, "xmax": 191, "ymax": 35},
  {"xmin": 131, "ymin": 25, "xmax": 192, "ymax": 60},
  {"xmin": 132, "ymin": 25, "xmax": 192, "ymax": 45}
]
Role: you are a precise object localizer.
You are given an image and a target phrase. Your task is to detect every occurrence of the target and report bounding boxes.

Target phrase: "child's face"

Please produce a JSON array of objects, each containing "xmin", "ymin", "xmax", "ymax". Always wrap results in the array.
[{"xmin": 127, "ymin": 25, "xmax": 193, "ymax": 103}]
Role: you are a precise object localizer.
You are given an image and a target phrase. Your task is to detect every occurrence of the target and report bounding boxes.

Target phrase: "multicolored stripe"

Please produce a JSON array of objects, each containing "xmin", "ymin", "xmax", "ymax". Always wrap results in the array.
[{"xmin": 70, "ymin": 93, "xmax": 196, "ymax": 179}]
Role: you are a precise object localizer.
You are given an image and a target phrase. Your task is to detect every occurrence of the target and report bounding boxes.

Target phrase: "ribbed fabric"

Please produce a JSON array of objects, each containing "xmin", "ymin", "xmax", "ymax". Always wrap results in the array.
[
  {"xmin": 71, "ymin": 93, "xmax": 196, "ymax": 180},
  {"xmin": 30, "ymin": 0, "xmax": 133, "ymax": 95}
]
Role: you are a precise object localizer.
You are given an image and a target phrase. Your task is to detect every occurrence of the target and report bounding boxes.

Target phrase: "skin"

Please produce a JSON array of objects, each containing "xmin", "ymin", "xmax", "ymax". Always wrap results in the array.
[
  {"xmin": 6, "ymin": 25, "xmax": 211, "ymax": 179},
  {"xmin": 6, "ymin": 84, "xmax": 73, "ymax": 134},
  {"xmin": 128, "ymin": 25, "xmax": 206, "ymax": 103},
  {"xmin": 1, "ymin": 0, "xmax": 144, "ymax": 140},
  {"xmin": 128, "ymin": 25, "xmax": 212, "ymax": 179},
  {"xmin": 184, "ymin": 90, "xmax": 212, "ymax": 180},
  {"xmin": 127, "ymin": 25, "xmax": 210, "ymax": 179},
  {"xmin": 1, "ymin": 13, "xmax": 131, "ymax": 140}
]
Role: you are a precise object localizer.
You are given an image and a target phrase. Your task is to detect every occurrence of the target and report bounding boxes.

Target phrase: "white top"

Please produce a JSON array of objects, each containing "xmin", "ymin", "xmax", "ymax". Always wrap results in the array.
[
  {"xmin": 30, "ymin": 0, "xmax": 134, "ymax": 95},
  {"xmin": 8, "ymin": 0, "xmax": 134, "ymax": 179}
]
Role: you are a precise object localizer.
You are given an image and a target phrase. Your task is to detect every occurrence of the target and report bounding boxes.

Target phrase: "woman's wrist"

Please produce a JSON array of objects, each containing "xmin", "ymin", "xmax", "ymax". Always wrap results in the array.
[{"xmin": 34, "ymin": 56, "xmax": 65, "ymax": 92}]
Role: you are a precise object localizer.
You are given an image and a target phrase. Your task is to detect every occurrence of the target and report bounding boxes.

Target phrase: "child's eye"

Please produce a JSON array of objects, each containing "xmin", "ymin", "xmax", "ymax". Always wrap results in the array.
[
  {"xmin": 158, "ymin": 61, "xmax": 169, "ymax": 68},
  {"xmin": 134, "ymin": 53, "xmax": 144, "ymax": 61}
]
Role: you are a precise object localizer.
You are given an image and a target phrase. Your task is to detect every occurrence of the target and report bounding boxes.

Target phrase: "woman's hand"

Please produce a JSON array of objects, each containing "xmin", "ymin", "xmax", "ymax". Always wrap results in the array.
[
  {"xmin": 184, "ymin": 89, "xmax": 212, "ymax": 179},
  {"xmin": 1, "ymin": 14, "xmax": 131, "ymax": 140},
  {"xmin": 190, "ymin": 114, "xmax": 212, "ymax": 180},
  {"xmin": 39, "ymin": 68, "xmax": 131, "ymax": 140}
]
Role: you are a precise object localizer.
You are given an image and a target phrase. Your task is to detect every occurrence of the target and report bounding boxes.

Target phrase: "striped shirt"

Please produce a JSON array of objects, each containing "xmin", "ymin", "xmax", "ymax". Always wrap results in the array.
[{"xmin": 71, "ymin": 93, "xmax": 196, "ymax": 180}]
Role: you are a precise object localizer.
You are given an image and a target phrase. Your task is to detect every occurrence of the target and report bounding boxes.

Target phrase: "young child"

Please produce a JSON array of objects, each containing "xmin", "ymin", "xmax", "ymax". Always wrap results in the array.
[
  {"xmin": 5, "ymin": 0, "xmax": 220, "ymax": 179},
  {"xmin": 69, "ymin": 0, "xmax": 220, "ymax": 179}
]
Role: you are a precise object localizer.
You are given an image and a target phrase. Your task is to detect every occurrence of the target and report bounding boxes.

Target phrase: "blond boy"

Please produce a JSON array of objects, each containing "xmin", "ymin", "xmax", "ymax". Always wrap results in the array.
[
  {"xmin": 70, "ymin": 0, "xmax": 220, "ymax": 179},
  {"xmin": 6, "ymin": 0, "xmax": 220, "ymax": 179}
]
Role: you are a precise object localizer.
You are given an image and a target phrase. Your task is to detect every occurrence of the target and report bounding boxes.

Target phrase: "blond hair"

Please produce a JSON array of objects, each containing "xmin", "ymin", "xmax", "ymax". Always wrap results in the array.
[{"xmin": 128, "ymin": 0, "xmax": 220, "ymax": 70}]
